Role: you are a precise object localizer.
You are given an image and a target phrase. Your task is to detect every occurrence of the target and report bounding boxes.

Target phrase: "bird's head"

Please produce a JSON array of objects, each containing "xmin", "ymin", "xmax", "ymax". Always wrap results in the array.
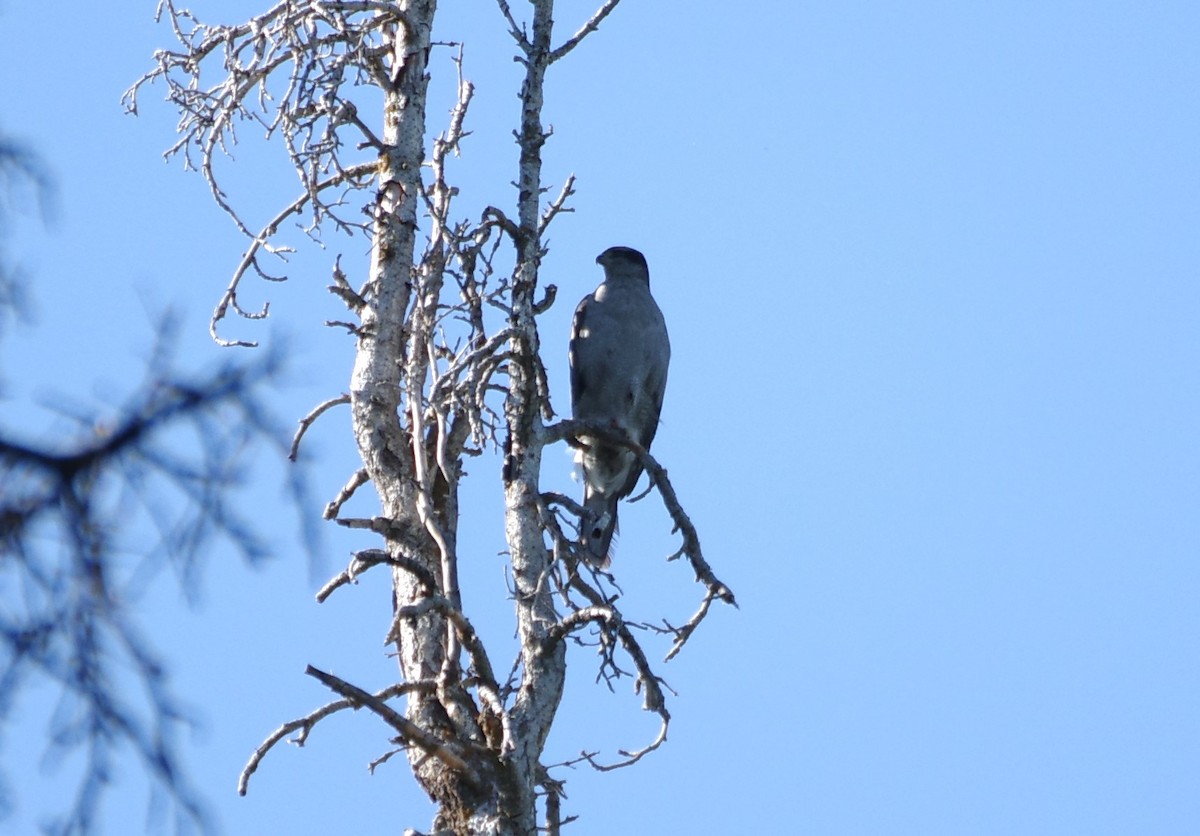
[{"xmin": 596, "ymin": 246, "xmax": 649, "ymax": 284}]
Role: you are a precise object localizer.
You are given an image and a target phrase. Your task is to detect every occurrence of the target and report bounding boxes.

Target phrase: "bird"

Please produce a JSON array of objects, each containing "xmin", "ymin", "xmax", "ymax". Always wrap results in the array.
[{"xmin": 569, "ymin": 246, "xmax": 670, "ymax": 566}]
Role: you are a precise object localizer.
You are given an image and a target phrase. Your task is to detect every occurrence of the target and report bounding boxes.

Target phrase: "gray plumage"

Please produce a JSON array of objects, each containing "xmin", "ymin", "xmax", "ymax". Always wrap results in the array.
[{"xmin": 569, "ymin": 246, "xmax": 670, "ymax": 565}]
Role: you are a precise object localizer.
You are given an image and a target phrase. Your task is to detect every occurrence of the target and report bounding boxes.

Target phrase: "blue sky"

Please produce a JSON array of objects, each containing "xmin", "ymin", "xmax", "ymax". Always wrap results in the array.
[{"xmin": 2, "ymin": 1, "xmax": 1198, "ymax": 833}]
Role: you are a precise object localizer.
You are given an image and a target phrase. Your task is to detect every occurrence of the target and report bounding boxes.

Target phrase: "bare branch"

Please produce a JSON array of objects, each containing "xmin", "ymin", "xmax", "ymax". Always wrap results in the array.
[
  {"xmin": 538, "ymin": 175, "xmax": 575, "ymax": 234},
  {"xmin": 544, "ymin": 604, "xmax": 671, "ymax": 771},
  {"xmin": 210, "ymin": 163, "xmax": 375, "ymax": 346},
  {"xmin": 387, "ymin": 595, "xmax": 502, "ymax": 704},
  {"xmin": 582, "ymin": 716, "xmax": 669, "ymax": 772},
  {"xmin": 317, "ymin": 547, "xmax": 440, "ymax": 603},
  {"xmin": 328, "ymin": 254, "xmax": 365, "ymax": 312},
  {"xmin": 333, "ymin": 515, "xmax": 391, "ymax": 532},
  {"xmin": 239, "ymin": 681, "xmax": 431, "ymax": 795},
  {"xmin": 545, "ymin": 418, "xmax": 737, "ymax": 612},
  {"xmin": 305, "ymin": 666, "xmax": 484, "ymax": 790},
  {"xmin": 482, "ymin": 205, "xmax": 522, "ymax": 244},
  {"xmin": 494, "ymin": 0, "xmax": 528, "ymax": 50},
  {"xmin": 549, "ymin": 0, "xmax": 623, "ymax": 63},
  {"xmin": 533, "ymin": 283, "xmax": 557, "ymax": 315},
  {"xmin": 323, "ymin": 467, "xmax": 371, "ymax": 520},
  {"xmin": 289, "ymin": 393, "xmax": 350, "ymax": 461}
]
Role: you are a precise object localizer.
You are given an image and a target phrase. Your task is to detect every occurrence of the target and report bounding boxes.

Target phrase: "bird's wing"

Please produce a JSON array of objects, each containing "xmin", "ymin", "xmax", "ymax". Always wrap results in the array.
[
  {"xmin": 568, "ymin": 293, "xmax": 593, "ymax": 411},
  {"xmin": 613, "ymin": 295, "xmax": 670, "ymax": 497},
  {"xmin": 635, "ymin": 315, "xmax": 670, "ymax": 449}
]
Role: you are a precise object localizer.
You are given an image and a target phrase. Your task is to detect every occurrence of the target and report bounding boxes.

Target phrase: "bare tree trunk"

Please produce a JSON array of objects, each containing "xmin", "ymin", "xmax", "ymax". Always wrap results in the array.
[
  {"xmin": 346, "ymin": 3, "xmax": 513, "ymax": 830},
  {"xmin": 349, "ymin": 0, "xmax": 463, "ymax": 826},
  {"xmin": 501, "ymin": 2, "xmax": 568, "ymax": 831}
]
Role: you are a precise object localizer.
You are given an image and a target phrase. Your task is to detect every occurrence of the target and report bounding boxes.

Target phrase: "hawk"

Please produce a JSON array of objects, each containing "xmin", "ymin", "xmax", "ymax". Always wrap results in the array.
[{"xmin": 569, "ymin": 246, "xmax": 671, "ymax": 565}]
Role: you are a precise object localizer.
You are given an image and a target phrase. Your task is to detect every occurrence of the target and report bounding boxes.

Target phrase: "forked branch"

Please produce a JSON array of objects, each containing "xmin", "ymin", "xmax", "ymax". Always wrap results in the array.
[{"xmin": 238, "ymin": 680, "xmax": 431, "ymax": 796}]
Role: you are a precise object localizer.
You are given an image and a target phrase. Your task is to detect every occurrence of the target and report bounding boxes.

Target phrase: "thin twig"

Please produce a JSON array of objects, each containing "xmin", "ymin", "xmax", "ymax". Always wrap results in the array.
[{"xmin": 210, "ymin": 163, "xmax": 375, "ymax": 346}]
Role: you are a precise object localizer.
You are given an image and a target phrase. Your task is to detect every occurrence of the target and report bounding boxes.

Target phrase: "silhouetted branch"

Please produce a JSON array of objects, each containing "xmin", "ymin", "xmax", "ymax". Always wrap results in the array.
[
  {"xmin": 0, "ymin": 133, "xmax": 52, "ymax": 330},
  {"xmin": 0, "ymin": 327, "xmax": 308, "ymax": 834}
]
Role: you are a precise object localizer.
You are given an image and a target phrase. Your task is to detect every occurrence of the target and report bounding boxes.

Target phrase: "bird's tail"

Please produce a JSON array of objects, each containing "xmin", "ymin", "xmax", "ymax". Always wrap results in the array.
[{"xmin": 581, "ymin": 487, "xmax": 618, "ymax": 568}]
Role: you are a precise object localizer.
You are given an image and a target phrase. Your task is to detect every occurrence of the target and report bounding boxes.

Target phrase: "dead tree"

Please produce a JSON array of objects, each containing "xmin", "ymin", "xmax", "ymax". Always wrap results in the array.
[{"xmin": 127, "ymin": 1, "xmax": 734, "ymax": 832}]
